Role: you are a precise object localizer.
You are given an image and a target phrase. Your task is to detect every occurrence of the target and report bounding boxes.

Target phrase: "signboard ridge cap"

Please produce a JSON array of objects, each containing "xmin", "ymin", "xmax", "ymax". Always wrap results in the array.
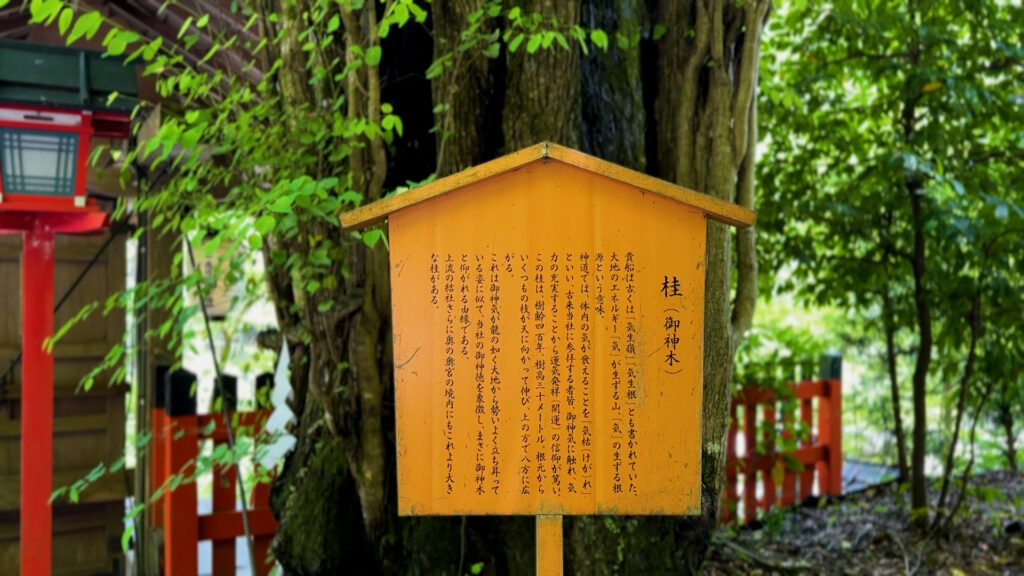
[{"xmin": 339, "ymin": 142, "xmax": 755, "ymax": 231}]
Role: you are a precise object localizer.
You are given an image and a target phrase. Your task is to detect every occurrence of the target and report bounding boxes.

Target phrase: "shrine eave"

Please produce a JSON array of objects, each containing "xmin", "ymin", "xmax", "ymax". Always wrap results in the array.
[{"xmin": 339, "ymin": 142, "xmax": 757, "ymax": 231}]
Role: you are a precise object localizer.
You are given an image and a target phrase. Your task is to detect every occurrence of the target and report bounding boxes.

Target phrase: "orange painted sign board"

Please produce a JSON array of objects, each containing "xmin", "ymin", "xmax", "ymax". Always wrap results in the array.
[{"xmin": 342, "ymin": 143, "xmax": 755, "ymax": 517}]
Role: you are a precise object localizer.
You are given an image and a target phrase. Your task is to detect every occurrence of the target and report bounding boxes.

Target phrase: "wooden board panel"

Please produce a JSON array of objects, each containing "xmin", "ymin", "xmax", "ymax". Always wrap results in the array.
[
  {"xmin": 0, "ymin": 502, "xmax": 124, "ymax": 575},
  {"xmin": 391, "ymin": 160, "xmax": 705, "ymax": 516}
]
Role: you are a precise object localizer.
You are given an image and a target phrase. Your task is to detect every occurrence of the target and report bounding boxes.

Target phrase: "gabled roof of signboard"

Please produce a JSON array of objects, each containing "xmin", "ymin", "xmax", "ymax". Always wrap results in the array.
[{"xmin": 340, "ymin": 142, "xmax": 756, "ymax": 231}]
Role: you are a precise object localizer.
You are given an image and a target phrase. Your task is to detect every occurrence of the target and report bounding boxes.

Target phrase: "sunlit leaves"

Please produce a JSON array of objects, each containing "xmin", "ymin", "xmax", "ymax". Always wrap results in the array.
[
  {"xmin": 67, "ymin": 11, "xmax": 102, "ymax": 45},
  {"xmin": 365, "ymin": 45, "xmax": 382, "ymax": 66},
  {"xmin": 758, "ymin": 0, "xmax": 1024, "ymax": 484}
]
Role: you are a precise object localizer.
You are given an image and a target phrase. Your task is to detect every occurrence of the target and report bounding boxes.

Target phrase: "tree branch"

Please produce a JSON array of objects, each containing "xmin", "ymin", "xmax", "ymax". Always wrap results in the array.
[
  {"xmin": 731, "ymin": 0, "xmax": 768, "ymax": 170},
  {"xmin": 730, "ymin": 82, "xmax": 757, "ymax": 352}
]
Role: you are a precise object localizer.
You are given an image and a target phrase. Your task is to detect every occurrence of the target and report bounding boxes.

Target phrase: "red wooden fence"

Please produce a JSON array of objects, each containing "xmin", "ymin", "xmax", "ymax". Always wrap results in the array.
[
  {"xmin": 151, "ymin": 368, "xmax": 277, "ymax": 576},
  {"xmin": 723, "ymin": 378, "xmax": 842, "ymax": 524}
]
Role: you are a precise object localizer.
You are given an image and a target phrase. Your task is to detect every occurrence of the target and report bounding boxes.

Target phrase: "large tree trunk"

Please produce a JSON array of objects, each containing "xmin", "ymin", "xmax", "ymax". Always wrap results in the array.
[
  {"xmin": 502, "ymin": 0, "xmax": 583, "ymax": 150},
  {"xmin": 652, "ymin": 1, "xmax": 766, "ymax": 570},
  {"xmin": 263, "ymin": 1, "xmax": 767, "ymax": 573}
]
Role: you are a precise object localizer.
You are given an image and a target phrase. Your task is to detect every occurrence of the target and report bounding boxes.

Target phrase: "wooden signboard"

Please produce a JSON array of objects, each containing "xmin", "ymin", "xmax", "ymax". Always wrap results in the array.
[{"xmin": 342, "ymin": 143, "xmax": 755, "ymax": 572}]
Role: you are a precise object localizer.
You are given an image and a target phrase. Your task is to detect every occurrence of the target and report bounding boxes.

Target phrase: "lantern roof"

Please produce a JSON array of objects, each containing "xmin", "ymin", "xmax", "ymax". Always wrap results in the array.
[
  {"xmin": 0, "ymin": 39, "xmax": 137, "ymax": 114},
  {"xmin": 341, "ymin": 142, "xmax": 756, "ymax": 231}
]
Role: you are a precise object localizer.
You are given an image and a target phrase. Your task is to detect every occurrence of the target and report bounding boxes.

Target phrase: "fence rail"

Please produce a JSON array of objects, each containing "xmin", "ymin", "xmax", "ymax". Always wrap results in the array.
[
  {"xmin": 150, "ymin": 367, "xmax": 277, "ymax": 576},
  {"xmin": 724, "ymin": 376, "xmax": 842, "ymax": 524}
]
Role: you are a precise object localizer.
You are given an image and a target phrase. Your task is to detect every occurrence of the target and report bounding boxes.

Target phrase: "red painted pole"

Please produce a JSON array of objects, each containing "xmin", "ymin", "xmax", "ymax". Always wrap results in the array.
[
  {"xmin": 252, "ymin": 479, "xmax": 273, "ymax": 576},
  {"xmin": 20, "ymin": 227, "xmax": 55, "ymax": 576},
  {"xmin": 164, "ymin": 413, "xmax": 199, "ymax": 576},
  {"xmin": 212, "ymin": 437, "xmax": 237, "ymax": 575}
]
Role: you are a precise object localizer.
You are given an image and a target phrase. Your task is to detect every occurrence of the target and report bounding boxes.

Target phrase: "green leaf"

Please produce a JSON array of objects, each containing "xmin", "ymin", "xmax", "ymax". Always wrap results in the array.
[
  {"xmin": 121, "ymin": 526, "xmax": 133, "ymax": 552},
  {"xmin": 57, "ymin": 8, "xmax": 72, "ymax": 34},
  {"xmin": 408, "ymin": 3, "xmax": 427, "ymax": 22},
  {"xmin": 268, "ymin": 196, "xmax": 292, "ymax": 213},
  {"xmin": 107, "ymin": 37, "xmax": 128, "ymax": 56},
  {"xmin": 327, "ymin": 14, "xmax": 340, "ymax": 33},
  {"xmin": 68, "ymin": 12, "xmax": 102, "ymax": 45},
  {"xmin": 590, "ymin": 29, "xmax": 608, "ymax": 51},
  {"xmin": 196, "ymin": 13, "xmax": 209, "ymax": 28},
  {"xmin": 142, "ymin": 37, "xmax": 163, "ymax": 60},
  {"xmin": 652, "ymin": 24, "xmax": 667, "ymax": 41},
  {"xmin": 178, "ymin": 16, "xmax": 193, "ymax": 39},
  {"xmin": 471, "ymin": 562, "xmax": 485, "ymax": 575},
  {"xmin": 526, "ymin": 34, "xmax": 542, "ymax": 54},
  {"xmin": 362, "ymin": 228, "xmax": 384, "ymax": 248},
  {"xmin": 483, "ymin": 42, "xmax": 500, "ymax": 59},
  {"xmin": 508, "ymin": 33, "xmax": 525, "ymax": 53},
  {"xmin": 365, "ymin": 45, "xmax": 382, "ymax": 66},
  {"xmin": 255, "ymin": 214, "xmax": 276, "ymax": 234}
]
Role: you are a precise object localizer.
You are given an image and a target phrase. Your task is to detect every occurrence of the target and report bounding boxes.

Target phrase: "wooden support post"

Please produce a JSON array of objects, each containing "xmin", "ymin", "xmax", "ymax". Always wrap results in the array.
[
  {"xmin": 536, "ymin": 515, "xmax": 562, "ymax": 576},
  {"xmin": 164, "ymin": 369, "xmax": 198, "ymax": 576},
  {"xmin": 212, "ymin": 376, "xmax": 237, "ymax": 576},
  {"xmin": 142, "ymin": 218, "xmax": 181, "ymax": 576},
  {"xmin": 20, "ymin": 228, "xmax": 55, "ymax": 576}
]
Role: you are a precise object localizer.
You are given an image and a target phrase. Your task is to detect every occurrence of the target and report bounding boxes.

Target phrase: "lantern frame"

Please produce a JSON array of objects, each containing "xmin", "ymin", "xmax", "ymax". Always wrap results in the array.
[{"xmin": 0, "ymin": 103, "xmax": 132, "ymax": 232}]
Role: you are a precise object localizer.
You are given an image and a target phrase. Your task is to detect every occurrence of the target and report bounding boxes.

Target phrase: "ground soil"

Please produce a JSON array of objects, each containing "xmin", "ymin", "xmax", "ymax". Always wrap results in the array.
[{"xmin": 703, "ymin": 471, "xmax": 1024, "ymax": 575}]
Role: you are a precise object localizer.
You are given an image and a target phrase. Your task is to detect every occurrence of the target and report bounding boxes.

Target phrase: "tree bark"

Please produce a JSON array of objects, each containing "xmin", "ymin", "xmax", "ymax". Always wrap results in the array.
[
  {"xmin": 653, "ymin": 1, "xmax": 767, "ymax": 570},
  {"xmin": 907, "ymin": 182, "xmax": 931, "ymax": 518},
  {"xmin": 883, "ymin": 279, "xmax": 910, "ymax": 483},
  {"xmin": 933, "ymin": 282, "xmax": 981, "ymax": 527},
  {"xmin": 433, "ymin": 0, "xmax": 501, "ymax": 175},
  {"xmin": 502, "ymin": 0, "xmax": 583, "ymax": 150},
  {"xmin": 999, "ymin": 381, "xmax": 1018, "ymax": 475}
]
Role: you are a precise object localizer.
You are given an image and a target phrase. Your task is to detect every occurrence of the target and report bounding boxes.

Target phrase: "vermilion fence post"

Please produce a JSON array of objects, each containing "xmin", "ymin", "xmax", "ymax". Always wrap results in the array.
[
  {"xmin": 798, "ymin": 396, "xmax": 814, "ymax": 502},
  {"xmin": 252, "ymin": 373, "xmax": 275, "ymax": 575},
  {"xmin": 827, "ymin": 378, "xmax": 843, "ymax": 495},
  {"xmin": 724, "ymin": 361, "xmax": 843, "ymax": 524},
  {"xmin": 762, "ymin": 401, "xmax": 777, "ymax": 512},
  {"xmin": 212, "ymin": 375, "xmax": 238, "ymax": 576},
  {"xmin": 251, "ymin": 479, "xmax": 273, "ymax": 576},
  {"xmin": 150, "ymin": 364, "xmax": 170, "ymax": 529},
  {"xmin": 164, "ymin": 369, "xmax": 198, "ymax": 576},
  {"xmin": 743, "ymin": 396, "xmax": 757, "ymax": 522},
  {"xmin": 780, "ymin": 401, "xmax": 796, "ymax": 507}
]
